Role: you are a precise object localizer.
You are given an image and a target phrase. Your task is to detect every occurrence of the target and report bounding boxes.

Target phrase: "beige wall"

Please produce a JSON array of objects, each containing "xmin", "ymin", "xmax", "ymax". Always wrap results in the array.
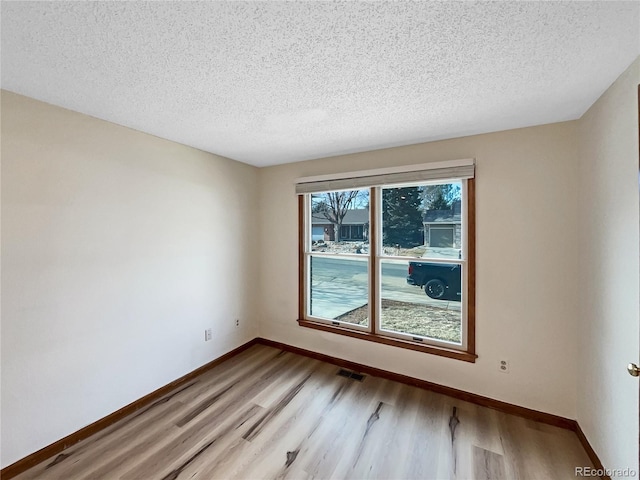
[
  {"xmin": 258, "ymin": 121, "xmax": 580, "ymax": 418},
  {"xmin": 0, "ymin": 92, "xmax": 259, "ymax": 467},
  {"xmin": 577, "ymin": 57, "xmax": 640, "ymax": 474}
]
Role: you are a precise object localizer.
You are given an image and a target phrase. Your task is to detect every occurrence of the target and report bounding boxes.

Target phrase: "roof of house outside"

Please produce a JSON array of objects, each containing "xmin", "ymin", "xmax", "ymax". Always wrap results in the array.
[
  {"xmin": 311, "ymin": 205, "xmax": 462, "ymax": 224},
  {"xmin": 311, "ymin": 208, "xmax": 369, "ymax": 225},
  {"xmin": 423, "ymin": 210, "xmax": 461, "ymax": 223},
  {"xmin": 423, "ymin": 200, "xmax": 461, "ymax": 223}
]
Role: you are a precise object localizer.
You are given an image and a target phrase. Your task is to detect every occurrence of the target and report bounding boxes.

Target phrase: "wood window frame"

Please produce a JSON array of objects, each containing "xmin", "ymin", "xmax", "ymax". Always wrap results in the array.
[{"xmin": 298, "ymin": 179, "xmax": 477, "ymax": 363}]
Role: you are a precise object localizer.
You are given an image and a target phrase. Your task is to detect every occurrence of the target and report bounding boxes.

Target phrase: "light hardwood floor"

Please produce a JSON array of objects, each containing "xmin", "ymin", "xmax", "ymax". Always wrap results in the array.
[{"xmin": 15, "ymin": 345, "xmax": 592, "ymax": 479}]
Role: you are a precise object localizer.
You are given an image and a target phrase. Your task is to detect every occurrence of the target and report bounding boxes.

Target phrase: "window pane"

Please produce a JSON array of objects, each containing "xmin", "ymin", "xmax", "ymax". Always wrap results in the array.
[
  {"xmin": 309, "ymin": 255, "xmax": 369, "ymax": 326},
  {"xmin": 380, "ymin": 259, "xmax": 462, "ymax": 344},
  {"xmin": 310, "ymin": 189, "xmax": 369, "ymax": 253},
  {"xmin": 382, "ymin": 182, "xmax": 461, "ymax": 259}
]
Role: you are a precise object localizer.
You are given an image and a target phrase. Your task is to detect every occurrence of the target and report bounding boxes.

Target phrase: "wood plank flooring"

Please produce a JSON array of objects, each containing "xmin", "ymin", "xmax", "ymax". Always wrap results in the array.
[{"xmin": 14, "ymin": 345, "xmax": 593, "ymax": 479}]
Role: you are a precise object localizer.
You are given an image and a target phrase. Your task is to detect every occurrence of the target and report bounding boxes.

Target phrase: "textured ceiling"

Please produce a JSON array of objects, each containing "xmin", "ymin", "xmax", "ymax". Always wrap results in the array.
[{"xmin": 2, "ymin": 1, "xmax": 639, "ymax": 167}]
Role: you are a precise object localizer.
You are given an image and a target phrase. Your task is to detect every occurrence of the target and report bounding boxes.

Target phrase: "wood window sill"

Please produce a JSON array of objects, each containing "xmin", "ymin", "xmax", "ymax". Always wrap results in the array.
[{"xmin": 297, "ymin": 319, "xmax": 477, "ymax": 363}]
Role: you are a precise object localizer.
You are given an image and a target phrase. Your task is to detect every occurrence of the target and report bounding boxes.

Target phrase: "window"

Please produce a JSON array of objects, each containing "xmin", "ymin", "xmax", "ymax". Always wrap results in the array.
[
  {"xmin": 308, "ymin": 189, "xmax": 370, "ymax": 323},
  {"xmin": 297, "ymin": 161, "xmax": 476, "ymax": 362},
  {"xmin": 340, "ymin": 225, "xmax": 364, "ymax": 240}
]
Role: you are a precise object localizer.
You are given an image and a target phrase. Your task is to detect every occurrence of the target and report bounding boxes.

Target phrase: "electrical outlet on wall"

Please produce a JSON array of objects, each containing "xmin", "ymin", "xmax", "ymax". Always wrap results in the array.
[
  {"xmin": 235, "ymin": 318, "xmax": 240, "ymax": 328},
  {"xmin": 499, "ymin": 359, "xmax": 509, "ymax": 373},
  {"xmin": 205, "ymin": 328, "xmax": 212, "ymax": 341}
]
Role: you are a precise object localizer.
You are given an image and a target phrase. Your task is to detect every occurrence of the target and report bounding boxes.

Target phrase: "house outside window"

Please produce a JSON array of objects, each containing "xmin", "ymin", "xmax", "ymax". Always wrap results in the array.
[
  {"xmin": 312, "ymin": 208, "xmax": 368, "ymax": 242},
  {"xmin": 340, "ymin": 224, "xmax": 364, "ymax": 240},
  {"xmin": 423, "ymin": 200, "xmax": 462, "ymax": 250},
  {"xmin": 429, "ymin": 227, "xmax": 455, "ymax": 247}
]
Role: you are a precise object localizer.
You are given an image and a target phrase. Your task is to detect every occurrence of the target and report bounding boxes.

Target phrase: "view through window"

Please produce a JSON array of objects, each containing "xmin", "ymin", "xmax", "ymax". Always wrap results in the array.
[
  {"xmin": 302, "ymin": 178, "xmax": 472, "ymax": 356},
  {"xmin": 309, "ymin": 189, "xmax": 370, "ymax": 327},
  {"xmin": 379, "ymin": 182, "xmax": 463, "ymax": 345}
]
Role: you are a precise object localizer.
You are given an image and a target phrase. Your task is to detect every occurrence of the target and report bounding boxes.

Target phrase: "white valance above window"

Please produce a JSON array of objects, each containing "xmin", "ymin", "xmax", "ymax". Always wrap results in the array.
[{"xmin": 295, "ymin": 158, "xmax": 475, "ymax": 195}]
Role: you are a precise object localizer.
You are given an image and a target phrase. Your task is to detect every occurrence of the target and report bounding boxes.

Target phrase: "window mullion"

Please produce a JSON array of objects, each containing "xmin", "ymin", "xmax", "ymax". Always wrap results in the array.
[
  {"xmin": 298, "ymin": 195, "xmax": 306, "ymax": 321},
  {"xmin": 369, "ymin": 186, "xmax": 378, "ymax": 335}
]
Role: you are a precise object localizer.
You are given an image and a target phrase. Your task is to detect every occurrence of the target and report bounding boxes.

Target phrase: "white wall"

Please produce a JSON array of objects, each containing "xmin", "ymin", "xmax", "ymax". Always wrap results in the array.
[
  {"xmin": 258, "ymin": 121, "xmax": 580, "ymax": 419},
  {"xmin": 576, "ymin": 57, "xmax": 640, "ymax": 475},
  {"xmin": 0, "ymin": 91, "xmax": 259, "ymax": 468}
]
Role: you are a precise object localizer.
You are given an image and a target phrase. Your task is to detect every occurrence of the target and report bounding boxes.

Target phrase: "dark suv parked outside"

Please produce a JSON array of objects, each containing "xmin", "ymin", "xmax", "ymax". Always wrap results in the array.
[{"xmin": 407, "ymin": 262, "xmax": 461, "ymax": 301}]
